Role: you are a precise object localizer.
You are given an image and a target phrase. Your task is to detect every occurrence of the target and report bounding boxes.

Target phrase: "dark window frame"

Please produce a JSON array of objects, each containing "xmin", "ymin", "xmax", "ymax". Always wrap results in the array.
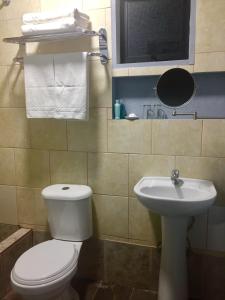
[{"xmin": 112, "ymin": 0, "xmax": 196, "ymax": 69}]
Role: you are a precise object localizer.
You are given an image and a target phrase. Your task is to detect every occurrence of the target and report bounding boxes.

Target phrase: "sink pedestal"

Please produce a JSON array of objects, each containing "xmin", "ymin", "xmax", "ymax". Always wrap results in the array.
[{"xmin": 158, "ymin": 216, "xmax": 189, "ymax": 300}]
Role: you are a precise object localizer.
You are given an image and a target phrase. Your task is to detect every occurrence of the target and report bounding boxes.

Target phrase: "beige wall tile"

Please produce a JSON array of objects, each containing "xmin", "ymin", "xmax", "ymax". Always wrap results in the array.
[
  {"xmin": 112, "ymin": 68, "xmax": 129, "ymax": 77},
  {"xmin": 16, "ymin": 187, "xmax": 48, "ymax": 227},
  {"xmin": 129, "ymin": 65, "xmax": 194, "ymax": 76},
  {"xmin": 15, "ymin": 149, "xmax": 50, "ymax": 188},
  {"xmin": 196, "ymin": 0, "xmax": 225, "ymax": 53},
  {"xmin": 84, "ymin": 0, "xmax": 111, "ymax": 10},
  {"xmin": 0, "ymin": 148, "xmax": 15, "ymax": 185},
  {"xmin": 0, "ymin": 0, "xmax": 41, "ymax": 21},
  {"xmin": 41, "ymin": 0, "xmax": 82, "ymax": 11},
  {"xmin": 90, "ymin": 60, "xmax": 112, "ymax": 108},
  {"xmin": 129, "ymin": 154, "xmax": 175, "ymax": 196},
  {"xmin": 0, "ymin": 108, "xmax": 30, "ymax": 148},
  {"xmin": 7, "ymin": 65, "xmax": 26, "ymax": 108},
  {"xmin": 129, "ymin": 197, "xmax": 161, "ymax": 245},
  {"xmin": 194, "ymin": 52, "xmax": 225, "ymax": 73},
  {"xmin": 0, "ymin": 19, "xmax": 23, "ymax": 66},
  {"xmin": 86, "ymin": 8, "xmax": 106, "ymax": 29},
  {"xmin": 30, "ymin": 119, "xmax": 67, "ymax": 150},
  {"xmin": 108, "ymin": 120, "xmax": 151, "ymax": 154},
  {"xmin": 202, "ymin": 120, "xmax": 225, "ymax": 157},
  {"xmin": 93, "ymin": 194, "xmax": 128, "ymax": 238},
  {"xmin": 105, "ymin": 7, "xmax": 112, "ymax": 60},
  {"xmin": 107, "ymin": 108, "xmax": 112, "ymax": 119},
  {"xmin": 0, "ymin": 18, "xmax": 22, "ymax": 37},
  {"xmin": 0, "ymin": 66, "xmax": 10, "ymax": 104},
  {"xmin": 16, "ymin": 187, "xmax": 35, "ymax": 225},
  {"xmin": 34, "ymin": 188, "xmax": 48, "ymax": 226},
  {"xmin": 0, "ymin": 186, "xmax": 17, "ymax": 225},
  {"xmin": 152, "ymin": 120, "xmax": 202, "ymax": 156},
  {"xmin": 50, "ymin": 151, "xmax": 87, "ymax": 184},
  {"xmin": 88, "ymin": 153, "xmax": 128, "ymax": 196},
  {"xmin": 176, "ymin": 156, "xmax": 225, "ymax": 205},
  {"xmin": 67, "ymin": 120, "xmax": 88, "ymax": 152},
  {"xmin": 85, "ymin": 8, "xmax": 106, "ymax": 50},
  {"xmin": 67, "ymin": 108, "xmax": 107, "ymax": 152}
]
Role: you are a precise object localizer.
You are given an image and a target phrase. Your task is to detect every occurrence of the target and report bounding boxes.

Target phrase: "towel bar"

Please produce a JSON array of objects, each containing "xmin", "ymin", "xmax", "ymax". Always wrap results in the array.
[
  {"xmin": 3, "ymin": 28, "xmax": 109, "ymax": 65},
  {"xmin": 13, "ymin": 51, "xmax": 108, "ymax": 65}
]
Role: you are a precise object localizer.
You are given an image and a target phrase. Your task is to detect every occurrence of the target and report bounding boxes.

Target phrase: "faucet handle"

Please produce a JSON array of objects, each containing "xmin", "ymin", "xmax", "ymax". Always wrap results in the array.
[{"xmin": 172, "ymin": 169, "xmax": 179, "ymax": 177}]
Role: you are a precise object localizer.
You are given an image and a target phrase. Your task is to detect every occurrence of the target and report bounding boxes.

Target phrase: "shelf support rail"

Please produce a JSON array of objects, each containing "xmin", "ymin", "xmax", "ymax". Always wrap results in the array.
[
  {"xmin": 4, "ymin": 28, "xmax": 109, "ymax": 65},
  {"xmin": 13, "ymin": 51, "xmax": 108, "ymax": 65}
]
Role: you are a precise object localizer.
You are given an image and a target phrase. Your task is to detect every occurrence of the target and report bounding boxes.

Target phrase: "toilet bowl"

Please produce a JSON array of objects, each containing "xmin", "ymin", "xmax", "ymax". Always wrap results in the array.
[{"xmin": 11, "ymin": 184, "xmax": 93, "ymax": 300}]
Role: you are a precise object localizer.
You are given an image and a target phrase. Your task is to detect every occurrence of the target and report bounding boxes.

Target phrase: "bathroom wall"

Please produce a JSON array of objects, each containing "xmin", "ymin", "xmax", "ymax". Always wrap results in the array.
[
  {"xmin": 112, "ymin": 73, "xmax": 225, "ymax": 119},
  {"xmin": 0, "ymin": 0, "xmax": 225, "ymax": 258}
]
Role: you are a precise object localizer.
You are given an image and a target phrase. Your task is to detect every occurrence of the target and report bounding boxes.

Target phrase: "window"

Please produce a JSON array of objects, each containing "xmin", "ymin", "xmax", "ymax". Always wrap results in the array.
[{"xmin": 112, "ymin": 0, "xmax": 196, "ymax": 68}]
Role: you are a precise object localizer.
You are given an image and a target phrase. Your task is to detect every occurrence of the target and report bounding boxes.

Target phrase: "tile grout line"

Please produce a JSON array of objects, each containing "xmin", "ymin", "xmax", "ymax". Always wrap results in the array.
[
  {"xmin": 128, "ymin": 153, "xmax": 130, "ymax": 239},
  {"xmin": 4, "ymin": 146, "xmax": 225, "ymax": 160},
  {"xmin": 48, "ymin": 150, "xmax": 51, "ymax": 185},
  {"xmin": 151, "ymin": 120, "xmax": 153, "ymax": 154},
  {"xmin": 86, "ymin": 151, "xmax": 89, "ymax": 185},
  {"xmin": 200, "ymin": 120, "xmax": 204, "ymax": 157},
  {"xmin": 106, "ymin": 108, "xmax": 109, "ymax": 153},
  {"xmin": 65, "ymin": 120, "xmax": 69, "ymax": 152}
]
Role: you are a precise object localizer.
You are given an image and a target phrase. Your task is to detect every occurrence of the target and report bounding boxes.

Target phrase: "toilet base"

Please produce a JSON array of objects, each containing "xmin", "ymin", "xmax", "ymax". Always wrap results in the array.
[{"xmin": 22, "ymin": 285, "xmax": 79, "ymax": 300}]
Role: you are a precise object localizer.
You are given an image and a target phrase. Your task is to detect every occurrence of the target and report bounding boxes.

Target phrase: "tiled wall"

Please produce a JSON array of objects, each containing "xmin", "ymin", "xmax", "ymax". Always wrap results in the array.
[{"xmin": 0, "ymin": 0, "xmax": 225, "ymax": 254}]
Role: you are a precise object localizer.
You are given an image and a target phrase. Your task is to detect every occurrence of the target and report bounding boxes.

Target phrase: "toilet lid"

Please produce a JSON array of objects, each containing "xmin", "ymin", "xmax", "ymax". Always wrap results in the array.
[{"xmin": 12, "ymin": 240, "xmax": 79, "ymax": 286}]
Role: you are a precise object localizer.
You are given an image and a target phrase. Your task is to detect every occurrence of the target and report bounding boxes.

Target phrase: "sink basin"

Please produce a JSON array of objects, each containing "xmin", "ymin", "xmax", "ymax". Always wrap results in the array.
[
  {"xmin": 134, "ymin": 177, "xmax": 217, "ymax": 216},
  {"xmin": 134, "ymin": 176, "xmax": 217, "ymax": 300}
]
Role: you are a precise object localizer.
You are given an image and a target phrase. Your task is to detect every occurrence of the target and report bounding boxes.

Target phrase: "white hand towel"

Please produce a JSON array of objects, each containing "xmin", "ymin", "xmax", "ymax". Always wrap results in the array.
[
  {"xmin": 23, "ymin": 54, "xmax": 54, "ymax": 87},
  {"xmin": 23, "ymin": 8, "xmax": 89, "ymax": 24},
  {"xmin": 21, "ymin": 17, "xmax": 89, "ymax": 36},
  {"xmin": 24, "ymin": 52, "xmax": 89, "ymax": 120}
]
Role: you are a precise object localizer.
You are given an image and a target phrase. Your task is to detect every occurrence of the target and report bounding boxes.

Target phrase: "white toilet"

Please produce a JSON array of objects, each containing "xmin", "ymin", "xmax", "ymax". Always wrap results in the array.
[{"xmin": 11, "ymin": 184, "xmax": 92, "ymax": 300}]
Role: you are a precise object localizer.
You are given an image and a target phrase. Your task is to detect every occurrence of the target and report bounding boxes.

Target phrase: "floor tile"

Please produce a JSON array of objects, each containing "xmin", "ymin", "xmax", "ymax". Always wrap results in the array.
[
  {"xmin": 2, "ymin": 291, "xmax": 22, "ymax": 300},
  {"xmin": 94, "ymin": 285, "xmax": 114, "ymax": 300},
  {"xmin": 71, "ymin": 278, "xmax": 99, "ymax": 300},
  {"xmin": 130, "ymin": 288, "xmax": 158, "ymax": 300},
  {"xmin": 113, "ymin": 285, "xmax": 132, "ymax": 300}
]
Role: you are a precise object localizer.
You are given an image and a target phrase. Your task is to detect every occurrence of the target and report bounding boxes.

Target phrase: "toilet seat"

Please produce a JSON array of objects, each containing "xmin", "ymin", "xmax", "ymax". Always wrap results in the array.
[{"xmin": 12, "ymin": 240, "xmax": 79, "ymax": 286}]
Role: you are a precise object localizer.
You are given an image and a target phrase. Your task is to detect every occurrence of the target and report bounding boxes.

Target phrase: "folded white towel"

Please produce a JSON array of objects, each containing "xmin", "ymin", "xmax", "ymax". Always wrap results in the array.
[
  {"xmin": 23, "ymin": 8, "xmax": 89, "ymax": 24},
  {"xmin": 24, "ymin": 52, "xmax": 89, "ymax": 120},
  {"xmin": 21, "ymin": 17, "xmax": 89, "ymax": 36}
]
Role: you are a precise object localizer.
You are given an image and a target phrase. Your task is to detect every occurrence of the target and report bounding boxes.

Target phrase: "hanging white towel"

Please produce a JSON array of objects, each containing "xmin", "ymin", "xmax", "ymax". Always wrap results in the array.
[
  {"xmin": 23, "ymin": 8, "xmax": 89, "ymax": 24},
  {"xmin": 21, "ymin": 17, "xmax": 89, "ymax": 36},
  {"xmin": 24, "ymin": 52, "xmax": 89, "ymax": 120}
]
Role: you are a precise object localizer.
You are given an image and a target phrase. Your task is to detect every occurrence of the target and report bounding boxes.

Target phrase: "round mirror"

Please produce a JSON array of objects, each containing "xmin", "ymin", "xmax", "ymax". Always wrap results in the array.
[{"xmin": 156, "ymin": 68, "xmax": 195, "ymax": 107}]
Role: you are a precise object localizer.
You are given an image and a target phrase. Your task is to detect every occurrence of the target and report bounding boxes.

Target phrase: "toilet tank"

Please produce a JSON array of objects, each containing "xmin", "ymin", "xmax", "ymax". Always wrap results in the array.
[{"xmin": 41, "ymin": 184, "xmax": 92, "ymax": 241}]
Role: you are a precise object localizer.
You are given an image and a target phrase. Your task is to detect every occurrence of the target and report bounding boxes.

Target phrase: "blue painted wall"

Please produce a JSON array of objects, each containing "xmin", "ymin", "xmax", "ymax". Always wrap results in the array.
[{"xmin": 112, "ymin": 72, "xmax": 225, "ymax": 119}]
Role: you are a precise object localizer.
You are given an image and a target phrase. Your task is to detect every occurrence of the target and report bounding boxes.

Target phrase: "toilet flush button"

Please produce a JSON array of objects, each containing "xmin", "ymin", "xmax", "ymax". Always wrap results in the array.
[{"xmin": 62, "ymin": 187, "xmax": 70, "ymax": 190}]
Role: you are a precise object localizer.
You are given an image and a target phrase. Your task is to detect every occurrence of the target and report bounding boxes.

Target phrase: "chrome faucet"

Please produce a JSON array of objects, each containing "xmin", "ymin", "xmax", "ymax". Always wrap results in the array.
[{"xmin": 171, "ymin": 169, "xmax": 180, "ymax": 185}]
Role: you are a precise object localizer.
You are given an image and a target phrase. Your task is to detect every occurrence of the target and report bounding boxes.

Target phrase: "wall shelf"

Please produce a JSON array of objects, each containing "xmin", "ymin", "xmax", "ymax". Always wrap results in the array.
[{"xmin": 3, "ymin": 28, "xmax": 109, "ymax": 64}]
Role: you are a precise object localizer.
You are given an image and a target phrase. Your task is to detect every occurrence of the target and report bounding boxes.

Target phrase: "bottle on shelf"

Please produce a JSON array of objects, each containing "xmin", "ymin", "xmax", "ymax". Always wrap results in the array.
[{"xmin": 114, "ymin": 99, "xmax": 121, "ymax": 120}]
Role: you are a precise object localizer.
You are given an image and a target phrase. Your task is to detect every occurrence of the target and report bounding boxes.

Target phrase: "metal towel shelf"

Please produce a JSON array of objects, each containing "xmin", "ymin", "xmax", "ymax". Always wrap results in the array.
[{"xmin": 3, "ymin": 28, "xmax": 109, "ymax": 65}]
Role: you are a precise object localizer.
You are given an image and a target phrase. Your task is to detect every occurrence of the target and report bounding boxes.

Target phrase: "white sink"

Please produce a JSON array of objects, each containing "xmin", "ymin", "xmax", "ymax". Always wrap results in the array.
[
  {"xmin": 134, "ymin": 177, "xmax": 217, "ymax": 216},
  {"xmin": 134, "ymin": 176, "xmax": 217, "ymax": 300}
]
